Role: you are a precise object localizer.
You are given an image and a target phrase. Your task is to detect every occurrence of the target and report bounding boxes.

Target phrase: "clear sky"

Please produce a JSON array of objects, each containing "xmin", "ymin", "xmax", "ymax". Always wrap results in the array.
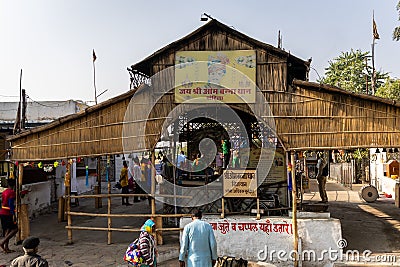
[{"xmin": 1, "ymin": 0, "xmax": 399, "ymax": 104}]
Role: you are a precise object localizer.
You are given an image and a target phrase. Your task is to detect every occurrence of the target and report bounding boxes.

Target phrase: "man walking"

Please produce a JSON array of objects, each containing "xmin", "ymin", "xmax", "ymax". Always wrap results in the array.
[
  {"xmin": 0, "ymin": 179, "xmax": 18, "ymax": 253},
  {"xmin": 179, "ymin": 209, "xmax": 217, "ymax": 267}
]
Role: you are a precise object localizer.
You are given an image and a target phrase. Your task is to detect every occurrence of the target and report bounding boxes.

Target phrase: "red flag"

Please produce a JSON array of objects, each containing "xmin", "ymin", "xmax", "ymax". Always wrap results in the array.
[{"xmin": 92, "ymin": 49, "xmax": 97, "ymax": 62}]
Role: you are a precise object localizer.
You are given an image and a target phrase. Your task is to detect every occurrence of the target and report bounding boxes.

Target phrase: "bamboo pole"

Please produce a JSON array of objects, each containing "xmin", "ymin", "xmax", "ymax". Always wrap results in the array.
[
  {"xmin": 151, "ymin": 151, "xmax": 156, "ymax": 215},
  {"xmin": 16, "ymin": 163, "xmax": 23, "ymax": 243},
  {"xmin": 66, "ymin": 160, "xmax": 73, "ymax": 244},
  {"xmin": 66, "ymin": 211, "xmax": 192, "ymax": 217},
  {"xmin": 172, "ymin": 120, "xmax": 178, "ymax": 227},
  {"xmin": 64, "ymin": 193, "xmax": 191, "ymax": 199},
  {"xmin": 13, "ymin": 132, "xmax": 162, "ymax": 150},
  {"xmin": 65, "ymin": 226, "xmax": 184, "ymax": 232},
  {"xmin": 107, "ymin": 176, "xmax": 112, "ymax": 245},
  {"xmin": 58, "ymin": 196, "xmax": 64, "ymax": 223},
  {"xmin": 290, "ymin": 152, "xmax": 299, "ymax": 267}
]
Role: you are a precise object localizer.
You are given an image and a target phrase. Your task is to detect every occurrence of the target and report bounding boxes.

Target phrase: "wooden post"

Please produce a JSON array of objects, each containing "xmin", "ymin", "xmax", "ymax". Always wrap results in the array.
[
  {"xmin": 20, "ymin": 204, "xmax": 30, "ymax": 240},
  {"xmin": 152, "ymin": 150, "xmax": 163, "ymax": 245},
  {"xmin": 290, "ymin": 152, "xmax": 299, "ymax": 267},
  {"xmin": 155, "ymin": 216, "xmax": 163, "ymax": 245},
  {"xmin": 66, "ymin": 160, "xmax": 73, "ymax": 244},
  {"xmin": 58, "ymin": 196, "xmax": 65, "ymax": 223},
  {"xmin": 16, "ymin": 163, "xmax": 23, "ymax": 243},
  {"xmin": 256, "ymin": 197, "xmax": 261, "ymax": 220},
  {"xmin": 107, "ymin": 181, "xmax": 112, "ymax": 245},
  {"xmin": 151, "ymin": 151, "xmax": 156, "ymax": 216}
]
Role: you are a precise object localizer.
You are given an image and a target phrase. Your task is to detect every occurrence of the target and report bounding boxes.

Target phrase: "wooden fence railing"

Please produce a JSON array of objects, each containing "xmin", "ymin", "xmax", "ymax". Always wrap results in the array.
[{"xmin": 63, "ymin": 184, "xmax": 192, "ymax": 245}]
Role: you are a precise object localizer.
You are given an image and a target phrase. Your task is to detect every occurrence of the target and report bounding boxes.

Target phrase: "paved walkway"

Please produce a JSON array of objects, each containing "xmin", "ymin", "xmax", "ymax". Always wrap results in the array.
[
  {"xmin": 2, "ymin": 179, "xmax": 400, "ymax": 266},
  {"xmin": 1, "ymin": 187, "xmax": 180, "ymax": 267},
  {"xmin": 304, "ymin": 178, "xmax": 400, "ymax": 266},
  {"xmin": 303, "ymin": 178, "xmax": 364, "ymax": 203}
]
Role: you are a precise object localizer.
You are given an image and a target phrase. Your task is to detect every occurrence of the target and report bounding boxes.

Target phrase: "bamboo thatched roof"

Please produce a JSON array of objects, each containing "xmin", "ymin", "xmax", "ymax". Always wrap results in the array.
[
  {"xmin": 276, "ymin": 79, "xmax": 400, "ymax": 151},
  {"xmin": 130, "ymin": 19, "xmax": 309, "ymax": 77},
  {"xmin": 7, "ymin": 78, "xmax": 400, "ymax": 161},
  {"xmin": 6, "ymin": 20, "xmax": 400, "ymax": 161}
]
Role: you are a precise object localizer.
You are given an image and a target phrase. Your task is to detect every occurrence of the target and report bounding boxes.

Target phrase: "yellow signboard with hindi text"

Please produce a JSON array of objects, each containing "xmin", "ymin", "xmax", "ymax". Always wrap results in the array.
[{"xmin": 175, "ymin": 50, "xmax": 256, "ymax": 103}]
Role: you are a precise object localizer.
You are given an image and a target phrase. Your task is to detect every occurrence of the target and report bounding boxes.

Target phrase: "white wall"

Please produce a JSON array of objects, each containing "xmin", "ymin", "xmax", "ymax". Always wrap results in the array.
[
  {"xmin": 180, "ymin": 216, "xmax": 342, "ymax": 267},
  {"xmin": 369, "ymin": 149, "xmax": 399, "ymax": 197},
  {"xmin": 21, "ymin": 181, "xmax": 52, "ymax": 218},
  {"xmin": 0, "ymin": 100, "xmax": 87, "ymax": 122},
  {"xmin": 381, "ymin": 176, "xmax": 398, "ymax": 199}
]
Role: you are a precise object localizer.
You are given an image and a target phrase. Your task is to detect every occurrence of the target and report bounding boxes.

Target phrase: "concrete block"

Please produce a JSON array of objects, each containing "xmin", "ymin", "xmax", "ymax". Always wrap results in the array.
[
  {"xmin": 289, "ymin": 211, "xmax": 331, "ymax": 219},
  {"xmin": 181, "ymin": 216, "xmax": 342, "ymax": 267}
]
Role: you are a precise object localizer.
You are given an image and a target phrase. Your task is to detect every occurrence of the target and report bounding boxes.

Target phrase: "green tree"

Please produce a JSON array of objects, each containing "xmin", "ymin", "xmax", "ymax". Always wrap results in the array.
[
  {"xmin": 394, "ymin": 1, "xmax": 400, "ymax": 41},
  {"xmin": 321, "ymin": 49, "xmax": 388, "ymax": 94},
  {"xmin": 375, "ymin": 78, "xmax": 400, "ymax": 100}
]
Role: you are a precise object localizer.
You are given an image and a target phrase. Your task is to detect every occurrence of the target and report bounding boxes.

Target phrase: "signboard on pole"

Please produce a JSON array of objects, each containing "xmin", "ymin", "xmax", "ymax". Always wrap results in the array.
[{"xmin": 223, "ymin": 169, "xmax": 257, "ymax": 198}]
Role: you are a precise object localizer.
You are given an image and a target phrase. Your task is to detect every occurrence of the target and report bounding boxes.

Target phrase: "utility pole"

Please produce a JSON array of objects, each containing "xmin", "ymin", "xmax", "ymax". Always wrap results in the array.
[
  {"xmin": 365, "ymin": 58, "xmax": 369, "ymax": 94},
  {"xmin": 371, "ymin": 11, "xmax": 380, "ymax": 95},
  {"xmin": 277, "ymin": 30, "xmax": 282, "ymax": 49},
  {"xmin": 21, "ymin": 89, "xmax": 26, "ymax": 130},
  {"xmin": 93, "ymin": 49, "xmax": 98, "ymax": 105},
  {"xmin": 371, "ymin": 40, "xmax": 376, "ymax": 95}
]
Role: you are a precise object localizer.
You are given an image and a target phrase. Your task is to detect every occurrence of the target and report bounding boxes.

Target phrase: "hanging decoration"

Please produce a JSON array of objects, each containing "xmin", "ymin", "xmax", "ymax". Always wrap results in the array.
[
  {"xmin": 54, "ymin": 161, "xmax": 59, "ymax": 168},
  {"xmin": 106, "ymin": 156, "xmax": 110, "ymax": 182},
  {"xmin": 85, "ymin": 165, "xmax": 89, "ymax": 187},
  {"xmin": 9, "ymin": 164, "xmax": 14, "ymax": 179},
  {"xmin": 62, "ymin": 160, "xmax": 66, "ymax": 166},
  {"xmin": 43, "ymin": 166, "xmax": 53, "ymax": 172},
  {"xmin": 38, "ymin": 162, "xmax": 43, "ymax": 168}
]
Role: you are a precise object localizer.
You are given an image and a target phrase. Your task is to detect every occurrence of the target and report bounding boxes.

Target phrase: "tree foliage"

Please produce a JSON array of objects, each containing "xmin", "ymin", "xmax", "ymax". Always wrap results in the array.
[
  {"xmin": 320, "ymin": 49, "xmax": 388, "ymax": 94},
  {"xmin": 375, "ymin": 78, "xmax": 400, "ymax": 100},
  {"xmin": 394, "ymin": 1, "xmax": 400, "ymax": 41}
]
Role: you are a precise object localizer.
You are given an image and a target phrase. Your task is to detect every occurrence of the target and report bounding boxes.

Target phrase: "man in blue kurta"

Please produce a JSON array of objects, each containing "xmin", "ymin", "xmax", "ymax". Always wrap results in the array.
[{"xmin": 179, "ymin": 209, "xmax": 217, "ymax": 267}]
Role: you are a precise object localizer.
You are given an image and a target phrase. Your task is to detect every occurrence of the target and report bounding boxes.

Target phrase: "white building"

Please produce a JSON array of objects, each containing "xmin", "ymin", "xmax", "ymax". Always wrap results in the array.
[
  {"xmin": 0, "ymin": 100, "xmax": 90, "ymax": 218},
  {"xmin": 369, "ymin": 148, "xmax": 400, "ymax": 199}
]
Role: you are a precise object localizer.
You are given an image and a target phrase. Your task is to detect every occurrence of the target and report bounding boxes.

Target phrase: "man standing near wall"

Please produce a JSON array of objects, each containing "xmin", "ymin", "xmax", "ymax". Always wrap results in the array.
[{"xmin": 316, "ymin": 153, "xmax": 329, "ymax": 203}]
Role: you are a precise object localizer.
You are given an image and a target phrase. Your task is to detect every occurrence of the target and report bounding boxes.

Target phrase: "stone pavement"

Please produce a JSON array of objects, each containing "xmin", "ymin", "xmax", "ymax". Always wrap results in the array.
[
  {"xmin": 304, "ymin": 178, "xmax": 400, "ymax": 266},
  {"xmin": 0, "ymin": 189, "xmax": 181, "ymax": 267},
  {"xmin": 303, "ymin": 178, "xmax": 364, "ymax": 203},
  {"xmin": 2, "ymin": 179, "xmax": 400, "ymax": 266}
]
